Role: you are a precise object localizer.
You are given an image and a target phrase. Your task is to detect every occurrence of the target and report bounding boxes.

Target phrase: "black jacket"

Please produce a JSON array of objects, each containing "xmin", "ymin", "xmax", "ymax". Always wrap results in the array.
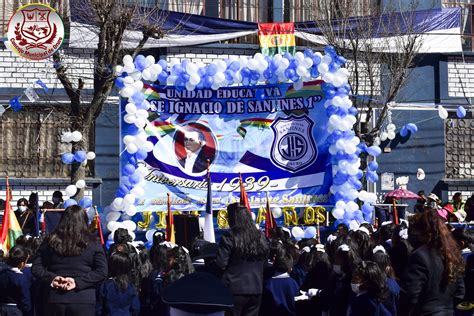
[
  {"xmin": 14, "ymin": 209, "xmax": 36, "ymax": 235},
  {"xmin": 214, "ymin": 231, "xmax": 265, "ymax": 295},
  {"xmin": 32, "ymin": 238, "xmax": 107, "ymax": 304},
  {"xmin": 400, "ymin": 245, "xmax": 465, "ymax": 316},
  {"xmin": 178, "ymin": 147, "xmax": 212, "ymax": 174}
]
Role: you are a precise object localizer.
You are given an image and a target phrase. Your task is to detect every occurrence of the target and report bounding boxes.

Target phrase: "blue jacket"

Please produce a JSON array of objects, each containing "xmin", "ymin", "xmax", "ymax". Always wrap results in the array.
[
  {"xmin": 261, "ymin": 273, "xmax": 300, "ymax": 316},
  {"xmin": 96, "ymin": 279, "xmax": 140, "ymax": 316},
  {"xmin": 0, "ymin": 266, "xmax": 32, "ymax": 314}
]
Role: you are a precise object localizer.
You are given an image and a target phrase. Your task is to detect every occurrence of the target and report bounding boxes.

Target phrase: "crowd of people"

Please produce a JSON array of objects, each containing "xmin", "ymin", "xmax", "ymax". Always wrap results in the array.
[{"xmin": 0, "ymin": 201, "xmax": 473, "ymax": 315}]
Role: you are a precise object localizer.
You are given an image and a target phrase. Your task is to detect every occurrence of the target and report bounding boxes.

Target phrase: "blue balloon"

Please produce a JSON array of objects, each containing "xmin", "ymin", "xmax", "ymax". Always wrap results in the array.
[
  {"xmin": 457, "ymin": 106, "xmax": 466, "ymax": 118},
  {"xmin": 312, "ymin": 55, "xmax": 321, "ymax": 65},
  {"xmin": 61, "ymin": 153, "xmax": 74, "ymax": 164},
  {"xmin": 366, "ymin": 146, "xmax": 382, "ymax": 157},
  {"xmin": 329, "ymin": 63, "xmax": 338, "ymax": 73},
  {"xmin": 206, "ymin": 63, "xmax": 217, "ymax": 76},
  {"xmin": 269, "ymin": 60, "xmax": 279, "ymax": 71},
  {"xmin": 348, "ymin": 177, "xmax": 362, "ymax": 190},
  {"xmin": 355, "ymin": 170, "xmax": 364, "ymax": 179},
  {"xmin": 105, "ymin": 240, "xmax": 114, "ymax": 250},
  {"xmin": 119, "ymin": 185, "xmax": 130, "ymax": 195},
  {"xmin": 131, "ymin": 92, "xmax": 145, "ymax": 105},
  {"xmin": 158, "ymin": 59, "xmax": 167, "ymax": 69},
  {"xmin": 400, "ymin": 126, "xmax": 409, "ymax": 137},
  {"xmin": 127, "ymin": 124, "xmax": 139, "ymax": 135},
  {"xmin": 74, "ymin": 151, "xmax": 87, "ymax": 163},
  {"xmin": 326, "ymin": 90, "xmax": 336, "ymax": 99},
  {"xmin": 136, "ymin": 149, "xmax": 148, "ymax": 161},
  {"xmin": 229, "ymin": 61, "xmax": 240, "ymax": 72},
  {"xmin": 268, "ymin": 75, "xmax": 278, "ymax": 84},
  {"xmin": 134, "ymin": 55, "xmax": 146, "ymax": 71},
  {"xmin": 180, "ymin": 72, "xmax": 190, "ymax": 82},
  {"xmin": 406, "ymin": 123, "xmax": 418, "ymax": 133},
  {"xmin": 263, "ymin": 69, "xmax": 273, "ymax": 80},
  {"xmin": 367, "ymin": 171, "xmax": 379, "ymax": 183},
  {"xmin": 115, "ymin": 77, "xmax": 125, "ymax": 89},
  {"xmin": 304, "ymin": 48, "xmax": 314, "ymax": 57},
  {"xmin": 368, "ymin": 161, "xmax": 379, "ymax": 171},
  {"xmin": 158, "ymin": 71, "xmax": 168, "ymax": 83},
  {"xmin": 240, "ymin": 67, "xmax": 251, "ymax": 78},
  {"xmin": 310, "ymin": 67, "xmax": 320, "ymax": 78},
  {"xmin": 348, "ymin": 107, "xmax": 358, "ymax": 116},
  {"xmin": 203, "ymin": 76, "xmax": 213, "ymax": 88},
  {"xmin": 64, "ymin": 199, "xmax": 77, "ymax": 208},
  {"xmin": 334, "ymin": 171, "xmax": 349, "ymax": 185},
  {"xmin": 284, "ymin": 68, "xmax": 295, "ymax": 79},
  {"xmin": 197, "ymin": 67, "xmax": 206, "ymax": 77},
  {"xmin": 324, "ymin": 45, "xmax": 337, "ymax": 56},
  {"xmin": 250, "ymin": 71, "xmax": 260, "ymax": 82},
  {"xmin": 224, "ymin": 70, "xmax": 234, "ymax": 81},
  {"xmin": 145, "ymin": 241, "xmax": 153, "ymax": 249},
  {"xmin": 129, "ymin": 174, "xmax": 141, "ymax": 185},
  {"xmin": 79, "ymin": 197, "xmax": 92, "ymax": 209},
  {"xmin": 362, "ymin": 203, "xmax": 374, "ymax": 214},
  {"xmin": 172, "ymin": 64, "xmax": 183, "ymax": 75},
  {"xmin": 123, "ymin": 164, "xmax": 136, "ymax": 176},
  {"xmin": 289, "ymin": 59, "xmax": 298, "ymax": 70}
]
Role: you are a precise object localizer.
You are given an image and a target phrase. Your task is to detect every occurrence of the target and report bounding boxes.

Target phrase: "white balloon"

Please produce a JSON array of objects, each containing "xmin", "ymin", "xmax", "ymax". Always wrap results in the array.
[
  {"xmin": 254, "ymin": 52, "xmax": 264, "ymax": 60},
  {"xmin": 386, "ymin": 123, "xmax": 396, "ymax": 131},
  {"xmin": 131, "ymin": 186, "xmax": 145, "ymax": 197},
  {"xmin": 124, "ymin": 194, "xmax": 136, "ymax": 206},
  {"xmin": 130, "ymin": 71, "xmax": 142, "ymax": 81},
  {"xmin": 380, "ymin": 132, "xmax": 388, "ymax": 141},
  {"xmin": 296, "ymin": 66, "xmax": 307, "ymax": 77},
  {"xmin": 189, "ymin": 74, "xmax": 201, "ymax": 85},
  {"xmin": 215, "ymin": 72, "xmax": 225, "ymax": 84},
  {"xmin": 417, "ymin": 168, "xmax": 426, "ymax": 180},
  {"xmin": 113, "ymin": 197, "xmax": 124, "ymax": 207},
  {"xmin": 136, "ymin": 109, "xmax": 149, "ymax": 119},
  {"xmin": 106, "ymin": 211, "xmax": 122, "ymax": 223},
  {"xmin": 332, "ymin": 207, "xmax": 345, "ymax": 219},
  {"xmin": 146, "ymin": 229, "xmax": 157, "ymax": 241},
  {"xmin": 302, "ymin": 58, "xmax": 313, "ymax": 68},
  {"xmin": 145, "ymin": 55, "xmax": 155, "ymax": 67},
  {"xmin": 126, "ymin": 143, "xmax": 138, "ymax": 154},
  {"xmin": 291, "ymin": 226, "xmax": 304, "ymax": 239},
  {"xmin": 335, "ymin": 201, "xmax": 346, "ymax": 210},
  {"xmin": 346, "ymin": 201, "xmax": 359, "ymax": 212},
  {"xmin": 65, "ymin": 185, "xmax": 77, "ymax": 197},
  {"xmin": 349, "ymin": 220, "xmax": 360, "ymax": 231},
  {"xmin": 62, "ymin": 132, "xmax": 72, "ymax": 143},
  {"xmin": 115, "ymin": 65, "xmax": 123, "ymax": 75},
  {"xmin": 122, "ymin": 220, "xmax": 137, "ymax": 232},
  {"xmin": 71, "ymin": 131, "xmax": 82, "ymax": 142},
  {"xmin": 125, "ymin": 103, "xmax": 137, "ymax": 115},
  {"xmin": 293, "ymin": 81, "xmax": 304, "ymax": 90},
  {"xmin": 123, "ymin": 114, "xmax": 137, "ymax": 124},
  {"xmin": 75, "ymin": 179, "xmax": 86, "ymax": 189},
  {"xmin": 107, "ymin": 221, "xmax": 120, "ymax": 232},
  {"xmin": 123, "ymin": 135, "xmax": 136, "ymax": 145},
  {"xmin": 272, "ymin": 207, "xmax": 283, "ymax": 219},
  {"xmin": 120, "ymin": 87, "xmax": 135, "ymax": 98},
  {"xmin": 125, "ymin": 205, "xmax": 137, "ymax": 217},
  {"xmin": 317, "ymin": 63, "xmax": 329, "ymax": 74},
  {"xmin": 136, "ymin": 166, "xmax": 149, "ymax": 177},
  {"xmin": 438, "ymin": 105, "xmax": 448, "ymax": 119},
  {"xmin": 150, "ymin": 63, "xmax": 163, "ymax": 75},
  {"xmin": 123, "ymin": 55, "xmax": 133, "ymax": 66},
  {"xmin": 86, "ymin": 152, "xmax": 96, "ymax": 160},
  {"xmin": 322, "ymin": 55, "xmax": 332, "ymax": 64},
  {"xmin": 141, "ymin": 68, "xmax": 152, "ymax": 81},
  {"xmin": 216, "ymin": 60, "xmax": 227, "ymax": 72},
  {"xmin": 134, "ymin": 118, "xmax": 147, "ymax": 128},
  {"xmin": 142, "ymin": 141, "xmax": 154, "ymax": 152},
  {"xmin": 387, "ymin": 131, "xmax": 396, "ymax": 140}
]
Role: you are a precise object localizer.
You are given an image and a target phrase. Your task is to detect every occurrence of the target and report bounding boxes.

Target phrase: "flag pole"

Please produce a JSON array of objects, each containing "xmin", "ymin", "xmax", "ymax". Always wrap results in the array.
[
  {"xmin": 94, "ymin": 206, "xmax": 105, "ymax": 246},
  {"xmin": 203, "ymin": 159, "xmax": 215, "ymax": 243}
]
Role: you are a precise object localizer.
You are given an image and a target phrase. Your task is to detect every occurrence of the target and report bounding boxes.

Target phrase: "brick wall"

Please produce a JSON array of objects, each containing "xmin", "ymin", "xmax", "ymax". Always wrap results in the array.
[
  {"xmin": 0, "ymin": 47, "xmax": 95, "ymax": 89},
  {"xmin": 448, "ymin": 56, "xmax": 474, "ymax": 97}
]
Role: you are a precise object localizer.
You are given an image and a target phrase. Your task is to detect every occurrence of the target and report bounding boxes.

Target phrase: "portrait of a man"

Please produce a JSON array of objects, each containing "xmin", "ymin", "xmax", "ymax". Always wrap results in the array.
[{"xmin": 176, "ymin": 127, "xmax": 216, "ymax": 175}]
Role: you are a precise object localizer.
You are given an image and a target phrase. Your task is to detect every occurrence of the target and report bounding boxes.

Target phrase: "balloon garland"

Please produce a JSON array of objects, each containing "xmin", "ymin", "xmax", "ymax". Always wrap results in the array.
[{"xmin": 105, "ymin": 46, "xmax": 385, "ymax": 238}]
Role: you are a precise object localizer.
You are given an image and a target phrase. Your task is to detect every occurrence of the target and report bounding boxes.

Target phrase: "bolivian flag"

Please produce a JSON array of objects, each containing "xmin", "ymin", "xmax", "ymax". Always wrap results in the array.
[
  {"xmin": 258, "ymin": 23, "xmax": 296, "ymax": 56},
  {"xmin": 0, "ymin": 177, "xmax": 22, "ymax": 251}
]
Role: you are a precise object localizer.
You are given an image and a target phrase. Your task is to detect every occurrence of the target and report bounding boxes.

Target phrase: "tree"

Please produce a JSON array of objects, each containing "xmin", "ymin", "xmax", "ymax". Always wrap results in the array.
[
  {"xmin": 48, "ymin": 0, "xmax": 197, "ymax": 198},
  {"xmin": 310, "ymin": 0, "xmax": 425, "ymax": 146}
]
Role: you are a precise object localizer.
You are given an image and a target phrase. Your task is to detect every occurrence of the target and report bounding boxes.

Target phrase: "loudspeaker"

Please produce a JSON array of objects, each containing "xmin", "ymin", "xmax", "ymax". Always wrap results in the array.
[{"xmin": 174, "ymin": 215, "xmax": 200, "ymax": 249}]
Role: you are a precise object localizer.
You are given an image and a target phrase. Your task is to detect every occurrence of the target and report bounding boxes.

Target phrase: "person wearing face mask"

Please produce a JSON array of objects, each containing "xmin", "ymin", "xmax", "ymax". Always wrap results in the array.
[
  {"xmin": 52, "ymin": 191, "xmax": 64, "ymax": 209},
  {"xmin": 15, "ymin": 198, "xmax": 36, "ymax": 235},
  {"xmin": 348, "ymin": 261, "xmax": 397, "ymax": 316}
]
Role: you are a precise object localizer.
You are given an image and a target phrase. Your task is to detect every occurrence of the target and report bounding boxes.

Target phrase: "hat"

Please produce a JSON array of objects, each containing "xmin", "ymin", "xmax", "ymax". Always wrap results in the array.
[
  {"xmin": 427, "ymin": 193, "xmax": 440, "ymax": 202},
  {"xmin": 192, "ymin": 243, "xmax": 218, "ymax": 261},
  {"xmin": 162, "ymin": 272, "xmax": 233, "ymax": 315}
]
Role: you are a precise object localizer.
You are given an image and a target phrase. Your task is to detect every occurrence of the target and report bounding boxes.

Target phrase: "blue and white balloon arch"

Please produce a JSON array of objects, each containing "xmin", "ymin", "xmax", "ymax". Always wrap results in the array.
[{"xmin": 105, "ymin": 46, "xmax": 380, "ymax": 236}]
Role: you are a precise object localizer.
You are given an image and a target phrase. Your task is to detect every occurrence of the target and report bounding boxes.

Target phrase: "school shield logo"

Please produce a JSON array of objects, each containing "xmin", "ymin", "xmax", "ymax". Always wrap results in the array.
[
  {"xmin": 270, "ymin": 115, "xmax": 317, "ymax": 172},
  {"xmin": 20, "ymin": 8, "xmax": 51, "ymax": 42}
]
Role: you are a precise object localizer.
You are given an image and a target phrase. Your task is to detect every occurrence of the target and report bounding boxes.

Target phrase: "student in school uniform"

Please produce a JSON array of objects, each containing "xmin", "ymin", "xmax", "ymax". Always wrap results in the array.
[
  {"xmin": 96, "ymin": 252, "xmax": 140, "ymax": 316},
  {"xmin": 0, "ymin": 246, "xmax": 32, "ymax": 316},
  {"xmin": 260, "ymin": 251, "xmax": 299, "ymax": 316},
  {"xmin": 348, "ymin": 261, "xmax": 393, "ymax": 316},
  {"xmin": 32, "ymin": 205, "xmax": 107, "ymax": 316}
]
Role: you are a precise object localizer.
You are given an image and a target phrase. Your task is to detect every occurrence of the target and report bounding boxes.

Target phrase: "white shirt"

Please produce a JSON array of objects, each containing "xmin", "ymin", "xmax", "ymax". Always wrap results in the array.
[{"xmin": 184, "ymin": 148, "xmax": 201, "ymax": 173}]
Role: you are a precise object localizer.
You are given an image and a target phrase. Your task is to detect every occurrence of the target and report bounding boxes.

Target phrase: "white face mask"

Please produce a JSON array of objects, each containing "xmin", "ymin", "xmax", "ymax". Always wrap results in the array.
[
  {"xmin": 19, "ymin": 206, "xmax": 27, "ymax": 212},
  {"xmin": 351, "ymin": 282, "xmax": 363, "ymax": 294},
  {"xmin": 333, "ymin": 264, "xmax": 342, "ymax": 275}
]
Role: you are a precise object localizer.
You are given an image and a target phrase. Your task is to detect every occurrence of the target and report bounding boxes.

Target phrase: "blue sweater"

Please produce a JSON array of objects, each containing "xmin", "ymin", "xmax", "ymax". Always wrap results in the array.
[
  {"xmin": 261, "ymin": 273, "xmax": 300, "ymax": 316},
  {"xmin": 0, "ymin": 266, "xmax": 32, "ymax": 314},
  {"xmin": 96, "ymin": 279, "xmax": 140, "ymax": 316},
  {"xmin": 348, "ymin": 278, "xmax": 400, "ymax": 316}
]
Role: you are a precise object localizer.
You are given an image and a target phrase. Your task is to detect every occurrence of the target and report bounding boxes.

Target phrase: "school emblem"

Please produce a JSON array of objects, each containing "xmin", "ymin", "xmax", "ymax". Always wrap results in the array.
[
  {"xmin": 270, "ymin": 115, "xmax": 317, "ymax": 172},
  {"xmin": 7, "ymin": 4, "xmax": 64, "ymax": 60}
]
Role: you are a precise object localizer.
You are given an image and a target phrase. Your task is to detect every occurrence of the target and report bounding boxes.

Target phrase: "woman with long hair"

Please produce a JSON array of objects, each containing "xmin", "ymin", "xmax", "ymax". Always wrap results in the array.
[
  {"xmin": 32, "ymin": 205, "xmax": 107, "ymax": 316},
  {"xmin": 214, "ymin": 203, "xmax": 269, "ymax": 316},
  {"xmin": 400, "ymin": 210, "xmax": 465, "ymax": 315}
]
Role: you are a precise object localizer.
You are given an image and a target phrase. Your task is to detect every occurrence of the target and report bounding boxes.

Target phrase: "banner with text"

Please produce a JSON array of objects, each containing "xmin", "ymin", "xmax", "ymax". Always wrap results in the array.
[{"xmin": 120, "ymin": 80, "xmax": 331, "ymax": 211}]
